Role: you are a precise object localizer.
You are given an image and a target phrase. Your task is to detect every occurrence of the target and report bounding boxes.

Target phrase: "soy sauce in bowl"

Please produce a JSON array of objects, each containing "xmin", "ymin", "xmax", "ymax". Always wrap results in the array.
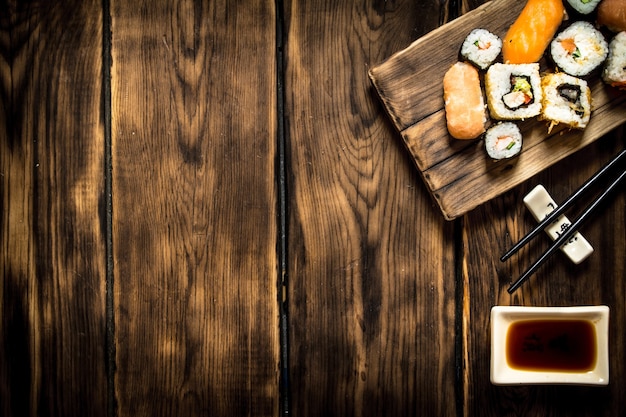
[{"xmin": 506, "ymin": 319, "xmax": 597, "ymax": 372}]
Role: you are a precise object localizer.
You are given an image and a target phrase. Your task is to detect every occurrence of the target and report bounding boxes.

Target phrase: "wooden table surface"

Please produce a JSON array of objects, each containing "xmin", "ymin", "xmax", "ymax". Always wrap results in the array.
[{"xmin": 1, "ymin": 0, "xmax": 624, "ymax": 416}]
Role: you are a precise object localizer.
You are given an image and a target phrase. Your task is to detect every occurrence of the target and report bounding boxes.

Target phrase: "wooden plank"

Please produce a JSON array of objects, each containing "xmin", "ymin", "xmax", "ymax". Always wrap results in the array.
[
  {"xmin": 454, "ymin": 7, "xmax": 626, "ymax": 415},
  {"xmin": 462, "ymin": 132, "xmax": 626, "ymax": 416},
  {"xmin": 285, "ymin": 1, "xmax": 458, "ymax": 415},
  {"xmin": 369, "ymin": 0, "xmax": 626, "ymax": 220},
  {"xmin": 0, "ymin": 1, "xmax": 107, "ymax": 416},
  {"xmin": 110, "ymin": 1, "xmax": 279, "ymax": 416}
]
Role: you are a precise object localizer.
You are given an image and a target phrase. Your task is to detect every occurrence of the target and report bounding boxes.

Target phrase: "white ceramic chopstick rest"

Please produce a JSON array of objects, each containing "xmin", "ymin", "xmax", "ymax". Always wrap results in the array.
[{"xmin": 523, "ymin": 185, "xmax": 594, "ymax": 264}]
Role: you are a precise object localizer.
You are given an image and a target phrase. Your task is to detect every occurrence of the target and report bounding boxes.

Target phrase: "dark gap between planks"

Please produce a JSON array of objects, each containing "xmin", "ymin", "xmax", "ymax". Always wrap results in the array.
[
  {"xmin": 97, "ymin": 1, "xmax": 469, "ymax": 416},
  {"xmin": 101, "ymin": 0, "xmax": 116, "ymax": 416},
  {"xmin": 275, "ymin": 0, "xmax": 291, "ymax": 416}
]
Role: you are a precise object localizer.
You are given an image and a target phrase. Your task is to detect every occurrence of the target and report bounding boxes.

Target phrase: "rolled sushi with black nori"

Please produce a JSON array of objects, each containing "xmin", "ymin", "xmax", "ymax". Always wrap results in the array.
[
  {"xmin": 603, "ymin": 31, "xmax": 626, "ymax": 90},
  {"xmin": 550, "ymin": 21, "xmax": 608, "ymax": 77},
  {"xmin": 460, "ymin": 28, "xmax": 502, "ymax": 70},
  {"xmin": 565, "ymin": 0, "xmax": 602, "ymax": 15},
  {"xmin": 484, "ymin": 122, "xmax": 522, "ymax": 160}
]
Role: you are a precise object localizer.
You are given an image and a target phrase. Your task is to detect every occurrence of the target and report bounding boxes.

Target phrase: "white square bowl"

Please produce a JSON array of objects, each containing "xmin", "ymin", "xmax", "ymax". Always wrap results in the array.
[{"xmin": 490, "ymin": 305, "xmax": 609, "ymax": 385}]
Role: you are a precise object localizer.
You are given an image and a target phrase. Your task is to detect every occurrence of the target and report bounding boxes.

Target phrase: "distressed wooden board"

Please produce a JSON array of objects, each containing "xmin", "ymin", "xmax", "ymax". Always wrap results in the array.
[
  {"xmin": 110, "ymin": 1, "xmax": 280, "ymax": 415},
  {"xmin": 369, "ymin": 0, "xmax": 626, "ymax": 220},
  {"xmin": 285, "ymin": 0, "xmax": 459, "ymax": 415},
  {"xmin": 0, "ymin": 1, "xmax": 108, "ymax": 415}
]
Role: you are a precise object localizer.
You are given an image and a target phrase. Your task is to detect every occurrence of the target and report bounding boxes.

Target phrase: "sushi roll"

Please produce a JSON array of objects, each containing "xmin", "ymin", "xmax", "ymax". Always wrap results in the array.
[
  {"xmin": 485, "ymin": 63, "xmax": 543, "ymax": 120},
  {"xmin": 602, "ymin": 31, "xmax": 626, "ymax": 90},
  {"xmin": 550, "ymin": 21, "xmax": 608, "ymax": 77},
  {"xmin": 484, "ymin": 122, "xmax": 522, "ymax": 160},
  {"xmin": 460, "ymin": 28, "xmax": 502, "ymax": 70},
  {"xmin": 540, "ymin": 73, "xmax": 592, "ymax": 132},
  {"xmin": 565, "ymin": 0, "xmax": 602, "ymax": 15}
]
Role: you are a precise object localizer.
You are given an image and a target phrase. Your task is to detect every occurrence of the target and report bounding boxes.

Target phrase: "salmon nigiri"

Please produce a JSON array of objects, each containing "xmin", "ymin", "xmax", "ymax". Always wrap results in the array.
[
  {"xmin": 443, "ymin": 62, "xmax": 486, "ymax": 140},
  {"xmin": 502, "ymin": 0, "xmax": 566, "ymax": 64}
]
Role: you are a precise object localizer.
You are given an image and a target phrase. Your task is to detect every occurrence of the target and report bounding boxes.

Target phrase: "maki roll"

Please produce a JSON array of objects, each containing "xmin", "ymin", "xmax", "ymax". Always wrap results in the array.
[
  {"xmin": 550, "ymin": 21, "xmax": 608, "ymax": 77},
  {"xmin": 602, "ymin": 32, "xmax": 626, "ymax": 90},
  {"xmin": 565, "ymin": 0, "xmax": 602, "ymax": 15},
  {"xmin": 484, "ymin": 122, "xmax": 522, "ymax": 160},
  {"xmin": 485, "ymin": 63, "xmax": 543, "ymax": 120},
  {"xmin": 461, "ymin": 28, "xmax": 502, "ymax": 70},
  {"xmin": 541, "ymin": 73, "xmax": 592, "ymax": 132}
]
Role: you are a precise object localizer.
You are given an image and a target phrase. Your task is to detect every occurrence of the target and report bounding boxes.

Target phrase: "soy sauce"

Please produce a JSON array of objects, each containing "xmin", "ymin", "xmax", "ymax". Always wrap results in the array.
[{"xmin": 506, "ymin": 319, "xmax": 596, "ymax": 372}]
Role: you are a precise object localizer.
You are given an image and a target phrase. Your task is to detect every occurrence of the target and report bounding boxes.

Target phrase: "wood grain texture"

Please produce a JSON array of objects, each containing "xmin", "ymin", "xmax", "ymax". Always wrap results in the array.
[
  {"xmin": 110, "ymin": 1, "xmax": 279, "ymax": 416},
  {"xmin": 284, "ymin": 1, "xmax": 458, "ymax": 415},
  {"xmin": 457, "ymin": 3, "xmax": 626, "ymax": 415},
  {"xmin": 463, "ymin": 131, "xmax": 625, "ymax": 416},
  {"xmin": 0, "ymin": 1, "xmax": 107, "ymax": 416},
  {"xmin": 369, "ymin": 0, "xmax": 626, "ymax": 220},
  {"xmin": 2, "ymin": 1, "xmax": 625, "ymax": 416}
]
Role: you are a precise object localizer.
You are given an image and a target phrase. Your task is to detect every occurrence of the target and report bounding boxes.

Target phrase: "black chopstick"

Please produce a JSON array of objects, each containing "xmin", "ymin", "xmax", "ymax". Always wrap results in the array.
[
  {"xmin": 501, "ymin": 149, "xmax": 626, "ymax": 262},
  {"xmin": 507, "ymin": 166, "xmax": 626, "ymax": 293}
]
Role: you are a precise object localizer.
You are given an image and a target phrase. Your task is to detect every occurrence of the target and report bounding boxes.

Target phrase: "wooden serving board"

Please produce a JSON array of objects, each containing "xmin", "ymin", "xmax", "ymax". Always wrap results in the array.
[{"xmin": 369, "ymin": 0, "xmax": 626, "ymax": 220}]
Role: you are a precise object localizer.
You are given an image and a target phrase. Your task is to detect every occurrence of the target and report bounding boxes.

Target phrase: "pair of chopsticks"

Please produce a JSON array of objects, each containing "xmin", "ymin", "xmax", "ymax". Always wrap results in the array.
[{"xmin": 502, "ymin": 148, "xmax": 626, "ymax": 293}]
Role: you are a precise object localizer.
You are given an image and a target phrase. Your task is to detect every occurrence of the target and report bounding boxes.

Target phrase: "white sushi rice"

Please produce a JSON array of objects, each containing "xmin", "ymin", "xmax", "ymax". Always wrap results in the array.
[
  {"xmin": 550, "ymin": 21, "xmax": 608, "ymax": 77},
  {"xmin": 602, "ymin": 31, "xmax": 626, "ymax": 90},
  {"xmin": 485, "ymin": 122, "xmax": 522, "ymax": 160},
  {"xmin": 541, "ymin": 73, "xmax": 592, "ymax": 132},
  {"xmin": 566, "ymin": 0, "xmax": 602, "ymax": 14},
  {"xmin": 461, "ymin": 28, "xmax": 502, "ymax": 70},
  {"xmin": 485, "ymin": 63, "xmax": 543, "ymax": 120}
]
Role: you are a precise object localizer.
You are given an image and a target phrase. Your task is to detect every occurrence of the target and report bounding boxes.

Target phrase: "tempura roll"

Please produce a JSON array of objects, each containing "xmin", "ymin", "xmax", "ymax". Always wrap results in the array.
[
  {"xmin": 540, "ymin": 72, "xmax": 592, "ymax": 132},
  {"xmin": 485, "ymin": 63, "xmax": 543, "ymax": 120}
]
